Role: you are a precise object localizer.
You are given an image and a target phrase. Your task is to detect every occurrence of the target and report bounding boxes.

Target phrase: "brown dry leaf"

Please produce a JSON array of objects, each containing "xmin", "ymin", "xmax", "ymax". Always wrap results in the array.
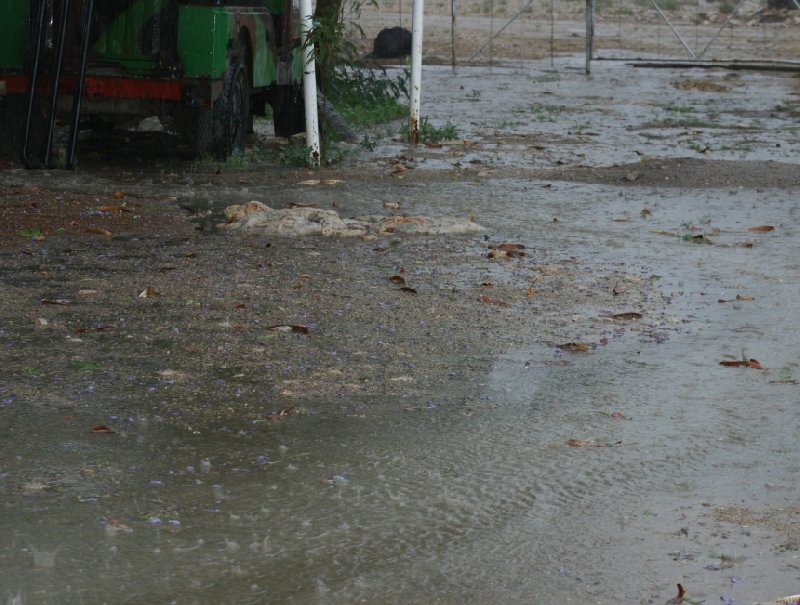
[
  {"xmin": 567, "ymin": 439, "xmax": 623, "ymax": 447},
  {"xmin": 88, "ymin": 227, "xmax": 113, "ymax": 237},
  {"xmin": 736, "ymin": 294, "xmax": 755, "ymax": 301},
  {"xmin": 298, "ymin": 179, "xmax": 321, "ymax": 185},
  {"xmin": 493, "ymin": 242, "xmax": 526, "ymax": 252},
  {"xmin": 400, "ymin": 286, "xmax": 418, "ymax": 294},
  {"xmin": 747, "ymin": 225, "xmax": 774, "ymax": 232},
  {"xmin": 388, "ymin": 275, "xmax": 406, "ymax": 284},
  {"xmin": 96, "ymin": 204, "xmax": 129, "ymax": 212},
  {"xmin": 720, "ymin": 359, "xmax": 763, "ymax": 369},
  {"xmin": 268, "ymin": 324, "xmax": 310, "ymax": 334},
  {"xmin": 479, "ymin": 294, "xmax": 510, "ymax": 308},
  {"xmin": 113, "ymin": 191, "xmax": 125, "ymax": 199},
  {"xmin": 392, "ymin": 163, "xmax": 408, "ymax": 174},
  {"xmin": 611, "ymin": 312, "xmax": 642, "ymax": 320},
  {"xmin": 557, "ymin": 342, "xmax": 593, "ymax": 352},
  {"xmin": 138, "ymin": 286, "xmax": 160, "ymax": 298},
  {"xmin": 159, "ymin": 266, "xmax": 177, "ymax": 273},
  {"xmin": 567, "ymin": 439, "xmax": 596, "ymax": 447},
  {"xmin": 41, "ymin": 298, "xmax": 76, "ymax": 306},
  {"xmin": 525, "ymin": 287, "xmax": 536, "ymax": 297},
  {"xmin": 320, "ymin": 179, "xmax": 343, "ymax": 185},
  {"xmin": 91, "ymin": 424, "xmax": 115, "ymax": 433},
  {"xmin": 480, "ymin": 280, "xmax": 494, "ymax": 287},
  {"xmin": 267, "ymin": 405, "xmax": 295, "ymax": 420}
]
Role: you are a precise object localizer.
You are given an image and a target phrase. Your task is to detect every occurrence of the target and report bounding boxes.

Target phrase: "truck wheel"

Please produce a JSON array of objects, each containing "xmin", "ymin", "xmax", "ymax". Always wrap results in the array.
[
  {"xmin": 213, "ymin": 57, "xmax": 250, "ymax": 158},
  {"xmin": 0, "ymin": 95, "xmax": 25, "ymax": 157},
  {"xmin": 272, "ymin": 85, "xmax": 306, "ymax": 138}
]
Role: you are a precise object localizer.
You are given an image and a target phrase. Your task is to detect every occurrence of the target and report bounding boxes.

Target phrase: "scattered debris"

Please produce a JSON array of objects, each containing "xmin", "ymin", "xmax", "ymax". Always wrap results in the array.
[
  {"xmin": 720, "ymin": 359, "xmax": 763, "ymax": 369},
  {"xmin": 223, "ymin": 201, "xmax": 484, "ymax": 237},
  {"xmin": 566, "ymin": 439, "xmax": 623, "ymax": 447}
]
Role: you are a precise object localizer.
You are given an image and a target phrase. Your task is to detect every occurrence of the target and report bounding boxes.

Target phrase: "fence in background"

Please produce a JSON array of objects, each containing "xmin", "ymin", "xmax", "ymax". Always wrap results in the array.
[{"xmin": 358, "ymin": 0, "xmax": 800, "ymax": 66}]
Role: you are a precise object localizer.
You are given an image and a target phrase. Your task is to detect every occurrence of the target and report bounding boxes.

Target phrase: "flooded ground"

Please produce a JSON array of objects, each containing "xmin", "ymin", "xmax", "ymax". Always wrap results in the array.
[{"xmin": 2, "ymin": 47, "xmax": 800, "ymax": 605}]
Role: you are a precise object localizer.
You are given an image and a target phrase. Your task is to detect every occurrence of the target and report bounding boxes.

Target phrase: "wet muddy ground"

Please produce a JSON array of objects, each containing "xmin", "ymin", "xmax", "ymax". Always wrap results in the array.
[{"xmin": 2, "ymin": 34, "xmax": 800, "ymax": 605}]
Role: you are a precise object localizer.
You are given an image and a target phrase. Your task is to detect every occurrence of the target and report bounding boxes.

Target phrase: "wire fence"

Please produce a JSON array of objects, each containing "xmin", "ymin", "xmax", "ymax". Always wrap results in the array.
[{"xmin": 357, "ymin": 0, "xmax": 800, "ymax": 65}]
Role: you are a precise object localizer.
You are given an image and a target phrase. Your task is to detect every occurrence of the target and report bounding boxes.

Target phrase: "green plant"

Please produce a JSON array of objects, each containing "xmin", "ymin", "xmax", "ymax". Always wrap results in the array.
[
  {"xmin": 664, "ymin": 104, "xmax": 695, "ymax": 114},
  {"xmin": 401, "ymin": 117, "xmax": 459, "ymax": 143},
  {"xmin": 302, "ymin": 0, "xmax": 409, "ymax": 163}
]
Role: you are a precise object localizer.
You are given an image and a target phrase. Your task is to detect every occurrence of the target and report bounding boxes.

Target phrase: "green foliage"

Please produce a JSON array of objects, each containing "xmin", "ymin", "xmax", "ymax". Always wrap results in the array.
[
  {"xmin": 302, "ymin": 0, "xmax": 409, "ymax": 165},
  {"xmin": 326, "ymin": 67, "xmax": 409, "ymax": 127},
  {"xmin": 401, "ymin": 117, "xmax": 459, "ymax": 143}
]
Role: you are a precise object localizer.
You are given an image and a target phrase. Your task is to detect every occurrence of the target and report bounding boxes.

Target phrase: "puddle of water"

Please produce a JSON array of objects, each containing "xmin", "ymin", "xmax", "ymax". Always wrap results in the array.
[{"xmin": 3, "ymin": 56, "xmax": 800, "ymax": 605}]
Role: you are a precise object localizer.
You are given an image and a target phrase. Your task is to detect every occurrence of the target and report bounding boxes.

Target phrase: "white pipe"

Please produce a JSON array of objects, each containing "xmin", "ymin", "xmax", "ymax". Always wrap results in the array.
[
  {"xmin": 300, "ymin": 0, "xmax": 320, "ymax": 166},
  {"xmin": 409, "ymin": 0, "xmax": 424, "ymax": 144}
]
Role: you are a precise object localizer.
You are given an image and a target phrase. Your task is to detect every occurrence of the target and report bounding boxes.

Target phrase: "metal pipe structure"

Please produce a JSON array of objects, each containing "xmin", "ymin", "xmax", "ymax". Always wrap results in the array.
[
  {"xmin": 21, "ymin": 0, "xmax": 49, "ymax": 168},
  {"xmin": 45, "ymin": 0, "xmax": 72, "ymax": 167},
  {"xmin": 649, "ymin": 0, "xmax": 695, "ymax": 59},
  {"xmin": 67, "ymin": 0, "xmax": 95, "ymax": 169},
  {"xmin": 586, "ymin": 0, "xmax": 594, "ymax": 74},
  {"xmin": 466, "ymin": 0, "xmax": 535, "ymax": 63},
  {"xmin": 300, "ymin": 0, "xmax": 320, "ymax": 166},
  {"xmin": 409, "ymin": 0, "xmax": 424, "ymax": 144}
]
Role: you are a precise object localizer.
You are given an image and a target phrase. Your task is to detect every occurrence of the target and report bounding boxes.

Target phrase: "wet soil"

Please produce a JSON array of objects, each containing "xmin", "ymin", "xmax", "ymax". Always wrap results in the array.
[{"xmin": 2, "ymin": 21, "xmax": 800, "ymax": 605}]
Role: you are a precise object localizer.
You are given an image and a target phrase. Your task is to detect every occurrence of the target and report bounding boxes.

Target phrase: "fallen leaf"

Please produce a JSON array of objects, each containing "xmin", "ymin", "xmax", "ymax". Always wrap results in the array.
[
  {"xmin": 747, "ymin": 225, "xmax": 774, "ymax": 232},
  {"xmin": 391, "ymin": 163, "xmax": 408, "ymax": 174},
  {"xmin": 567, "ymin": 439, "xmax": 623, "ymax": 447},
  {"xmin": 720, "ymin": 359, "xmax": 763, "ymax": 369},
  {"xmin": 611, "ymin": 312, "xmax": 642, "ymax": 320},
  {"xmin": 41, "ymin": 299, "xmax": 76, "ymax": 305},
  {"xmin": 95, "ymin": 204, "xmax": 129, "ymax": 213},
  {"xmin": 138, "ymin": 286, "xmax": 160, "ymax": 298},
  {"xmin": 88, "ymin": 227, "xmax": 113, "ymax": 237},
  {"xmin": 159, "ymin": 266, "xmax": 177, "ymax": 273},
  {"xmin": 480, "ymin": 280, "xmax": 494, "ymax": 287},
  {"xmin": 90, "ymin": 425, "xmax": 115, "ymax": 434},
  {"xmin": 525, "ymin": 287, "xmax": 536, "ymax": 297},
  {"xmin": 400, "ymin": 287, "xmax": 418, "ymax": 294},
  {"xmin": 388, "ymin": 275, "xmax": 406, "ymax": 284},
  {"xmin": 298, "ymin": 179, "xmax": 321, "ymax": 185},
  {"xmin": 493, "ymin": 242, "xmax": 526, "ymax": 252},
  {"xmin": 479, "ymin": 294, "xmax": 510, "ymax": 307},
  {"xmin": 319, "ymin": 179, "xmax": 343, "ymax": 185},
  {"xmin": 234, "ymin": 303, "xmax": 246, "ymax": 309},
  {"xmin": 383, "ymin": 201, "xmax": 401, "ymax": 209},
  {"xmin": 267, "ymin": 405, "xmax": 295, "ymax": 420},
  {"xmin": 736, "ymin": 294, "xmax": 755, "ymax": 301},
  {"xmin": 557, "ymin": 342, "xmax": 593, "ymax": 352},
  {"xmin": 267, "ymin": 324, "xmax": 310, "ymax": 334},
  {"xmin": 113, "ymin": 191, "xmax": 124, "ymax": 199},
  {"xmin": 612, "ymin": 286, "xmax": 627, "ymax": 296}
]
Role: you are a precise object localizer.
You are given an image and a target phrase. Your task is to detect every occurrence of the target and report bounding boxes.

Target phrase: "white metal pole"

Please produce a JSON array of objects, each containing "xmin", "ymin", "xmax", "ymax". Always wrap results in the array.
[
  {"xmin": 300, "ymin": 0, "xmax": 321, "ymax": 166},
  {"xmin": 409, "ymin": 0, "xmax": 424, "ymax": 144}
]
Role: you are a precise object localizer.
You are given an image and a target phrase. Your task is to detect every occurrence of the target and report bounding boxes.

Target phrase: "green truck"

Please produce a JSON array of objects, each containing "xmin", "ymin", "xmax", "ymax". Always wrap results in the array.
[{"xmin": 0, "ymin": 0, "xmax": 307, "ymax": 167}]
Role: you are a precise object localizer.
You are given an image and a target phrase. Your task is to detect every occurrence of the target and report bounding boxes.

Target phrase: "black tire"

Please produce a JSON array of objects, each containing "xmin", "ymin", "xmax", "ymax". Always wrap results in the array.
[
  {"xmin": 213, "ymin": 57, "xmax": 250, "ymax": 158},
  {"xmin": 272, "ymin": 85, "xmax": 306, "ymax": 138},
  {"xmin": 0, "ymin": 94, "xmax": 26, "ymax": 159}
]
